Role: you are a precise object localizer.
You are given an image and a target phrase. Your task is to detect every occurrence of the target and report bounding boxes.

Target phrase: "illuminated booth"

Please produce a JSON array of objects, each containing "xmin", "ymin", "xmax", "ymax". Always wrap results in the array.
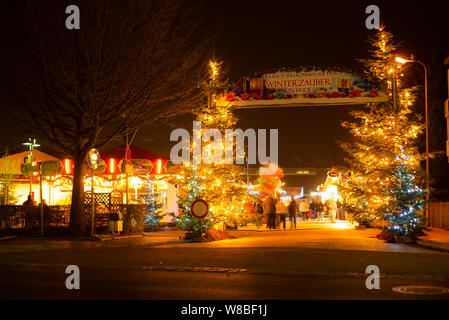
[
  {"xmin": 9, "ymin": 146, "xmax": 180, "ymax": 220},
  {"xmin": 82, "ymin": 145, "xmax": 179, "ymax": 220}
]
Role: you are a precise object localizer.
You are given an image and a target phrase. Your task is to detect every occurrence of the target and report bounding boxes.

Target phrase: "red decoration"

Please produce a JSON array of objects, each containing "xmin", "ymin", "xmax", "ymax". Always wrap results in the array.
[
  {"xmin": 331, "ymin": 92, "xmax": 341, "ymax": 98},
  {"xmin": 241, "ymin": 93, "xmax": 250, "ymax": 100},
  {"xmin": 191, "ymin": 199, "xmax": 209, "ymax": 219}
]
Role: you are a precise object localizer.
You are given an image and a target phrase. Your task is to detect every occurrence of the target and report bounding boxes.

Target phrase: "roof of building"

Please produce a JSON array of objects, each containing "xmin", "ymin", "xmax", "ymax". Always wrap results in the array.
[{"xmin": 0, "ymin": 149, "xmax": 60, "ymax": 175}]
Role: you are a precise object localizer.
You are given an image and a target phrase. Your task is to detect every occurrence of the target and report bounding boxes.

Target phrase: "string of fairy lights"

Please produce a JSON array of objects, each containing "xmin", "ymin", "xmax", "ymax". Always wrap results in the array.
[{"xmin": 172, "ymin": 60, "xmax": 255, "ymax": 229}]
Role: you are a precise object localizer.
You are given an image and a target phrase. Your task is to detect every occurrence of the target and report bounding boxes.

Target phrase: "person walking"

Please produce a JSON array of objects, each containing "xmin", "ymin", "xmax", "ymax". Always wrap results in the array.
[
  {"xmin": 255, "ymin": 201, "xmax": 264, "ymax": 228},
  {"xmin": 324, "ymin": 199, "xmax": 330, "ymax": 221},
  {"xmin": 276, "ymin": 198, "xmax": 287, "ymax": 229},
  {"xmin": 287, "ymin": 196, "xmax": 297, "ymax": 229},
  {"xmin": 263, "ymin": 196, "xmax": 271, "ymax": 229},
  {"xmin": 269, "ymin": 196, "xmax": 276, "ymax": 229},
  {"xmin": 316, "ymin": 199, "xmax": 324, "ymax": 222},
  {"xmin": 310, "ymin": 199, "xmax": 318, "ymax": 220},
  {"xmin": 263, "ymin": 196, "xmax": 276, "ymax": 229},
  {"xmin": 337, "ymin": 199, "xmax": 343, "ymax": 220},
  {"xmin": 299, "ymin": 198, "xmax": 309, "ymax": 221},
  {"xmin": 328, "ymin": 198, "xmax": 337, "ymax": 223}
]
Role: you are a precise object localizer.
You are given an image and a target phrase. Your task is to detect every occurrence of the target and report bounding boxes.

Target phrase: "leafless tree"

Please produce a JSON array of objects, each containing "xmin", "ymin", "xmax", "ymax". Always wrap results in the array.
[{"xmin": 1, "ymin": 0, "xmax": 215, "ymax": 235}]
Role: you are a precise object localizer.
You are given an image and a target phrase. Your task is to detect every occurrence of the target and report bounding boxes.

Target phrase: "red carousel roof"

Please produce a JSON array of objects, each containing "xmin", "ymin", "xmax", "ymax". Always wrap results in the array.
[
  {"xmin": 60, "ymin": 145, "xmax": 170, "ymax": 176},
  {"xmin": 101, "ymin": 145, "xmax": 168, "ymax": 161}
]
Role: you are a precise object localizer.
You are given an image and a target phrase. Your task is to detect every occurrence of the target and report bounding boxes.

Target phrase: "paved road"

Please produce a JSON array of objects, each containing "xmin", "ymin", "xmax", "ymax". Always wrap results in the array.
[
  {"xmin": 1, "ymin": 223, "xmax": 449, "ymax": 299},
  {"xmin": 2, "ymin": 265, "xmax": 449, "ymax": 300}
]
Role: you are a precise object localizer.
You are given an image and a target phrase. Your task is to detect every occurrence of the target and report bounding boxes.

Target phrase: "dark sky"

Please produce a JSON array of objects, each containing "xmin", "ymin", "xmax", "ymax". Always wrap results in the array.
[
  {"xmin": 1, "ymin": 0, "xmax": 448, "ymax": 186},
  {"xmin": 133, "ymin": 0, "xmax": 449, "ymax": 168}
]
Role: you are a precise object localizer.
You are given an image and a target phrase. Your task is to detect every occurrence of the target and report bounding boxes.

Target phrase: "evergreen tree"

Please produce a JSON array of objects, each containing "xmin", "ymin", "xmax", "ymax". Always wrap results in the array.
[
  {"xmin": 143, "ymin": 180, "xmax": 164, "ymax": 228},
  {"xmin": 339, "ymin": 27, "xmax": 426, "ymax": 237},
  {"xmin": 173, "ymin": 61, "xmax": 253, "ymax": 233}
]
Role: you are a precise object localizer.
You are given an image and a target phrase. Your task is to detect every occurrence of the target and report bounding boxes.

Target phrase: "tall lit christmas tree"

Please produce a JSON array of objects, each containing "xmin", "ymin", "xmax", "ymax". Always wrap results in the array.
[
  {"xmin": 340, "ymin": 27, "xmax": 426, "ymax": 238},
  {"xmin": 173, "ymin": 61, "xmax": 253, "ymax": 233}
]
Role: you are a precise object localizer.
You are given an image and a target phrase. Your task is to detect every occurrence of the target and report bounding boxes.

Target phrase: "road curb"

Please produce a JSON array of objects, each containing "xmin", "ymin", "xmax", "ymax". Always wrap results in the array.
[
  {"xmin": 13, "ymin": 234, "xmax": 146, "ymax": 242},
  {"xmin": 0, "ymin": 235, "xmax": 17, "ymax": 241},
  {"xmin": 416, "ymin": 240, "xmax": 449, "ymax": 253},
  {"xmin": 141, "ymin": 240, "xmax": 187, "ymax": 247},
  {"xmin": 97, "ymin": 234, "xmax": 143, "ymax": 241},
  {"xmin": 16, "ymin": 236, "xmax": 101, "ymax": 241}
]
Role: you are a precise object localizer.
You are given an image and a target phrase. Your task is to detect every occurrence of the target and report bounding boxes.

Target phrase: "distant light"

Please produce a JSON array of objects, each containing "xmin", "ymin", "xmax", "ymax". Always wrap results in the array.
[
  {"xmin": 64, "ymin": 159, "xmax": 71, "ymax": 175},
  {"xmin": 110, "ymin": 158, "xmax": 115, "ymax": 174},
  {"xmin": 156, "ymin": 159, "xmax": 162, "ymax": 174}
]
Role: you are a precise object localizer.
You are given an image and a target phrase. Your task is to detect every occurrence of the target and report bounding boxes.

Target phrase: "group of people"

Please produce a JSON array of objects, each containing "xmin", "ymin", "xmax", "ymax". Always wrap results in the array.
[
  {"xmin": 261, "ymin": 196, "xmax": 293, "ymax": 229},
  {"xmin": 261, "ymin": 195, "xmax": 343, "ymax": 229}
]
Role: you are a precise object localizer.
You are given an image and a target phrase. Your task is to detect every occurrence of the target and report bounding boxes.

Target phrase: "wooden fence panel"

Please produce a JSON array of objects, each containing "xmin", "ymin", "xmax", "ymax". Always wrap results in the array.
[{"xmin": 430, "ymin": 202, "xmax": 449, "ymax": 229}]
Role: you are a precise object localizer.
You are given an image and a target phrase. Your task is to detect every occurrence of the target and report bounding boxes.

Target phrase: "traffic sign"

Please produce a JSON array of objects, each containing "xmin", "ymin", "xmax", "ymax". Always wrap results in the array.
[
  {"xmin": 40, "ymin": 160, "xmax": 63, "ymax": 176},
  {"xmin": 87, "ymin": 148, "xmax": 100, "ymax": 169},
  {"xmin": 21, "ymin": 162, "xmax": 40, "ymax": 176},
  {"xmin": 190, "ymin": 199, "xmax": 209, "ymax": 219}
]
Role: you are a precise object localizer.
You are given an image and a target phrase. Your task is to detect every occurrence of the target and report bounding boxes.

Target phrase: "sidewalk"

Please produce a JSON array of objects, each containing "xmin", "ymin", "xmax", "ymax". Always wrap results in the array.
[
  {"xmin": 417, "ymin": 228, "xmax": 449, "ymax": 252},
  {"xmin": 237, "ymin": 222, "xmax": 449, "ymax": 252},
  {"xmin": 0, "ymin": 231, "xmax": 186, "ymax": 253}
]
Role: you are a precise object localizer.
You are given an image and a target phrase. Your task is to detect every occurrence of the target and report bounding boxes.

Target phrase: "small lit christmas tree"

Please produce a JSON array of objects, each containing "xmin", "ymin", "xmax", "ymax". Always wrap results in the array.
[
  {"xmin": 143, "ymin": 180, "xmax": 164, "ymax": 228},
  {"xmin": 173, "ymin": 169, "xmax": 212, "ymax": 233},
  {"xmin": 384, "ymin": 164, "xmax": 426, "ymax": 236},
  {"xmin": 340, "ymin": 27, "xmax": 426, "ymax": 238}
]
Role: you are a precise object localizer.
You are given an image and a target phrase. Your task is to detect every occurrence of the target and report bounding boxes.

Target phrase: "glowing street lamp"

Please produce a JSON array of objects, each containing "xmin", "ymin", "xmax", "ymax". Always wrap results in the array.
[
  {"xmin": 394, "ymin": 57, "xmax": 410, "ymax": 64},
  {"xmin": 395, "ymin": 55, "xmax": 430, "ymax": 225}
]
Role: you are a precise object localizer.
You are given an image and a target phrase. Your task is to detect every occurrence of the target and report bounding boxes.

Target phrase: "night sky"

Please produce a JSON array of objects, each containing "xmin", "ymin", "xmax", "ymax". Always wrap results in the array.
[
  {"xmin": 137, "ymin": 0, "xmax": 448, "ymax": 174},
  {"xmin": 1, "ymin": 0, "xmax": 448, "ymax": 189}
]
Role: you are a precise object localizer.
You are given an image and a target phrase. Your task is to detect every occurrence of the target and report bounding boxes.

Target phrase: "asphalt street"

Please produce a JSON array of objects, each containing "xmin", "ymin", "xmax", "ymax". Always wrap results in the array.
[
  {"xmin": 1, "ymin": 223, "xmax": 449, "ymax": 299},
  {"xmin": 2, "ymin": 265, "xmax": 449, "ymax": 300}
]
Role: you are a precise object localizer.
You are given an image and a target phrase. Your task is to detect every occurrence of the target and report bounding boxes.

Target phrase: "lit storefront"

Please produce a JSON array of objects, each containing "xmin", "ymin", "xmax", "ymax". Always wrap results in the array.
[{"xmin": 0, "ymin": 146, "xmax": 180, "ymax": 221}]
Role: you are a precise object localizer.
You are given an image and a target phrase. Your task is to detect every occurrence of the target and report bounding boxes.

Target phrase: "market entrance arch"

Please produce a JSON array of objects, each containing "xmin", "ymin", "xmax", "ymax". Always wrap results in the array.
[
  {"xmin": 216, "ymin": 67, "xmax": 388, "ymax": 109},
  {"xmin": 216, "ymin": 67, "xmax": 389, "ymax": 223}
]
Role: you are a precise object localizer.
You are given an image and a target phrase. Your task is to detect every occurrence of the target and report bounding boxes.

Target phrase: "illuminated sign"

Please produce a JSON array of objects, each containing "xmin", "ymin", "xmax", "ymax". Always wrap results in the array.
[{"xmin": 218, "ymin": 68, "xmax": 388, "ymax": 108}]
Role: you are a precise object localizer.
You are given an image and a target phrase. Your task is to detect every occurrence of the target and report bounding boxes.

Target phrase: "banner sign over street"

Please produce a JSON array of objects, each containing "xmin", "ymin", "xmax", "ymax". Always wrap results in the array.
[{"xmin": 217, "ymin": 68, "xmax": 388, "ymax": 108}]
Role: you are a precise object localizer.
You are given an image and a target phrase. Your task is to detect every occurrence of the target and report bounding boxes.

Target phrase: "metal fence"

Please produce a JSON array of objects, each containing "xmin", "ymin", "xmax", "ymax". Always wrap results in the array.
[
  {"xmin": 0, "ymin": 204, "xmax": 146, "ymax": 236},
  {"xmin": 0, "ymin": 204, "xmax": 112, "ymax": 235},
  {"xmin": 0, "ymin": 205, "xmax": 71, "ymax": 235},
  {"xmin": 429, "ymin": 202, "xmax": 449, "ymax": 229}
]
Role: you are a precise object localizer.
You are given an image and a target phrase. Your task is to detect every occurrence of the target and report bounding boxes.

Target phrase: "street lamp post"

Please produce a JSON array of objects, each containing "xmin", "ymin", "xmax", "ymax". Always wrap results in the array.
[
  {"xmin": 395, "ymin": 56, "xmax": 430, "ymax": 225},
  {"xmin": 22, "ymin": 138, "xmax": 40, "ymax": 198},
  {"xmin": 245, "ymin": 151, "xmax": 249, "ymax": 186}
]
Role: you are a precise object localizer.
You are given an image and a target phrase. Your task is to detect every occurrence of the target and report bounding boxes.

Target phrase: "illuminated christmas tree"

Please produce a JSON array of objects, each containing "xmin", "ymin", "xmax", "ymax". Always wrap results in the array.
[
  {"xmin": 173, "ymin": 61, "xmax": 254, "ymax": 233},
  {"xmin": 340, "ymin": 27, "xmax": 426, "ymax": 237},
  {"xmin": 143, "ymin": 180, "xmax": 164, "ymax": 228}
]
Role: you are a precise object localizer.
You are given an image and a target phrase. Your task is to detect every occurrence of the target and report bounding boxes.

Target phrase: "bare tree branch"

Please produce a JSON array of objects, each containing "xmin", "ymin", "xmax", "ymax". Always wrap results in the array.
[{"xmin": 0, "ymin": 0, "xmax": 216, "ymax": 235}]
